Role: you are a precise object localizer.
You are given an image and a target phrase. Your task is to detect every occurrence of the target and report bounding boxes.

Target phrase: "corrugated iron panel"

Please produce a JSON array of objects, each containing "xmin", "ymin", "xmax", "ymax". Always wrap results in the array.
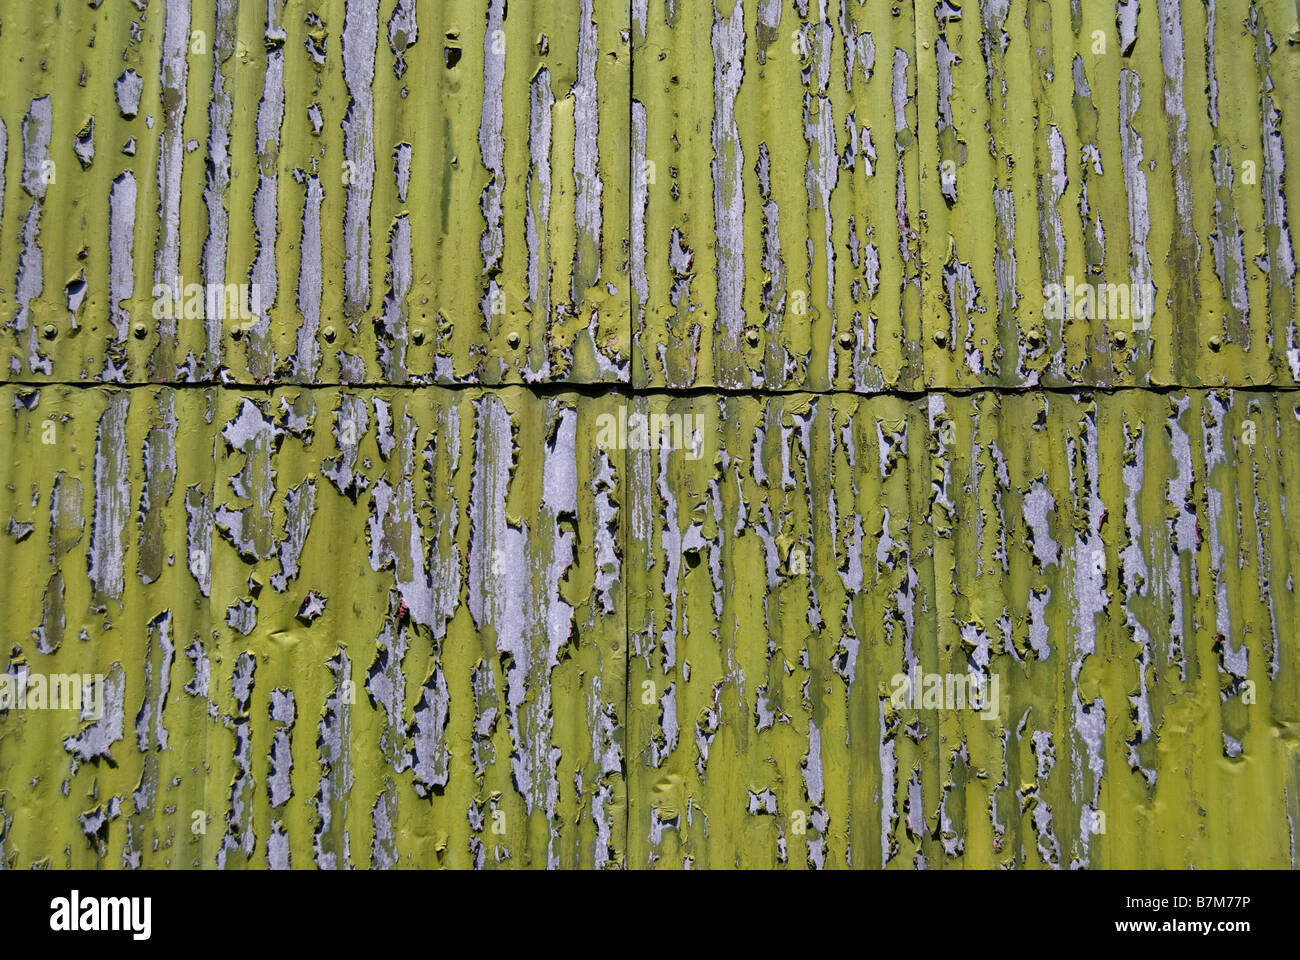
[
  {"xmin": 4, "ymin": 1, "xmax": 1296, "ymax": 390},
  {"xmin": 632, "ymin": 0, "xmax": 1299, "ymax": 390},
  {"xmin": 625, "ymin": 390, "xmax": 1299, "ymax": 867},
  {"xmin": 0, "ymin": 0, "xmax": 629, "ymax": 385},
  {"xmin": 915, "ymin": 0, "xmax": 1300, "ymax": 389},
  {"xmin": 4, "ymin": 386, "xmax": 1296, "ymax": 867},
  {"xmin": 1, "ymin": 0, "xmax": 1298, "ymax": 873},
  {"xmin": 0, "ymin": 385, "xmax": 626, "ymax": 867}
]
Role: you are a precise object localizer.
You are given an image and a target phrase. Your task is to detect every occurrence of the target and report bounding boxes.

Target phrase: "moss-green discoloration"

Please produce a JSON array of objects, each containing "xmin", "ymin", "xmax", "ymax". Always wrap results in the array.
[{"xmin": 915, "ymin": 0, "xmax": 1299, "ymax": 388}]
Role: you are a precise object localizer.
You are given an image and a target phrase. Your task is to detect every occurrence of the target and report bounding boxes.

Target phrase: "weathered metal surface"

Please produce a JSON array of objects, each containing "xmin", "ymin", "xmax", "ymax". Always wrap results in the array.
[
  {"xmin": 915, "ymin": 0, "xmax": 1300, "ymax": 389},
  {"xmin": 632, "ymin": 0, "xmax": 1300, "ymax": 390},
  {"xmin": 626, "ymin": 389, "xmax": 1299, "ymax": 867},
  {"xmin": 5, "ymin": 1, "xmax": 1297, "ymax": 390},
  {"xmin": 0, "ymin": 385, "xmax": 626, "ymax": 867},
  {"xmin": 1, "ymin": 0, "xmax": 1298, "ymax": 872},
  {"xmin": 3, "ymin": 385, "xmax": 1297, "ymax": 868},
  {"xmin": 0, "ymin": 0, "xmax": 629, "ymax": 385},
  {"xmin": 632, "ymin": 0, "xmax": 923, "ymax": 390}
]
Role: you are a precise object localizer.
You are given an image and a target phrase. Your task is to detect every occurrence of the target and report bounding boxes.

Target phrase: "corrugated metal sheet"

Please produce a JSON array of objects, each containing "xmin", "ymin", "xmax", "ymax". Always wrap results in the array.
[
  {"xmin": 1, "ymin": 0, "xmax": 1298, "ymax": 870},
  {"xmin": 631, "ymin": 0, "xmax": 923, "ymax": 389},
  {"xmin": 2, "ymin": 385, "xmax": 627, "ymax": 867},
  {"xmin": 3, "ymin": 385, "xmax": 1297, "ymax": 867},
  {"xmin": 913, "ymin": 0, "xmax": 1300, "ymax": 389},
  {"xmin": 0, "ymin": 0, "xmax": 629, "ymax": 385},
  {"xmin": 631, "ymin": 0, "xmax": 1299, "ymax": 389},
  {"xmin": 625, "ymin": 389, "xmax": 1299, "ymax": 867}
]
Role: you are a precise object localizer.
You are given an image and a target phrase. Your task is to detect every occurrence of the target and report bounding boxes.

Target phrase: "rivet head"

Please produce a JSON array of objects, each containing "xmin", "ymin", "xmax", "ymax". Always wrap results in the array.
[
  {"xmin": 506, "ymin": 331, "xmax": 521, "ymax": 349},
  {"xmin": 132, "ymin": 322, "xmax": 148, "ymax": 340},
  {"xmin": 932, "ymin": 329, "xmax": 947, "ymax": 346},
  {"xmin": 745, "ymin": 329, "xmax": 760, "ymax": 346},
  {"xmin": 1027, "ymin": 328, "xmax": 1041, "ymax": 345},
  {"xmin": 1208, "ymin": 335, "xmax": 1223, "ymax": 351},
  {"xmin": 838, "ymin": 332, "xmax": 854, "ymax": 349},
  {"xmin": 230, "ymin": 325, "xmax": 243, "ymax": 341},
  {"xmin": 323, "ymin": 326, "xmax": 336, "ymax": 342},
  {"xmin": 411, "ymin": 327, "xmax": 425, "ymax": 345},
  {"xmin": 1114, "ymin": 330, "xmax": 1128, "ymax": 346},
  {"xmin": 42, "ymin": 324, "xmax": 57, "ymax": 341}
]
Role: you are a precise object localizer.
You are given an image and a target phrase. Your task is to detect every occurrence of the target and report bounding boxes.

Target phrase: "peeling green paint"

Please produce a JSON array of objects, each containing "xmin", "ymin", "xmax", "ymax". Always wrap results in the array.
[
  {"xmin": 0, "ymin": 0, "xmax": 630, "ymax": 385},
  {"xmin": 1, "ymin": 0, "xmax": 1298, "ymax": 871},
  {"xmin": 2, "ymin": 385, "xmax": 627, "ymax": 868},
  {"xmin": 626, "ymin": 389, "xmax": 1300, "ymax": 867}
]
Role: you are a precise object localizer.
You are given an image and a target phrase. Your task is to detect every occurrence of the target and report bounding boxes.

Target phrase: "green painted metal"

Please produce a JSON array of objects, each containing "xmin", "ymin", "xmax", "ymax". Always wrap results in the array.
[
  {"xmin": 1, "ymin": 385, "xmax": 627, "ymax": 868},
  {"xmin": 914, "ymin": 0, "xmax": 1300, "ymax": 388},
  {"xmin": 1, "ymin": 0, "xmax": 1298, "ymax": 870},
  {"xmin": 0, "ymin": 0, "xmax": 629, "ymax": 385},
  {"xmin": 625, "ymin": 389, "xmax": 1299, "ymax": 867}
]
